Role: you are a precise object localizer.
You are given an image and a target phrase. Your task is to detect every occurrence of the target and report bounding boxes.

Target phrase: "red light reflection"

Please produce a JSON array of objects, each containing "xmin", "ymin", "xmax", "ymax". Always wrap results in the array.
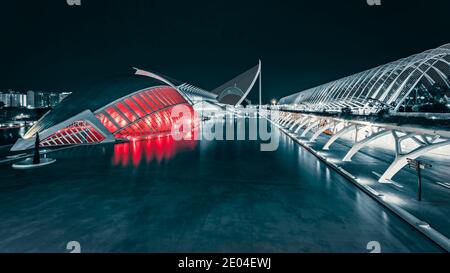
[{"xmin": 112, "ymin": 128, "xmax": 198, "ymax": 167}]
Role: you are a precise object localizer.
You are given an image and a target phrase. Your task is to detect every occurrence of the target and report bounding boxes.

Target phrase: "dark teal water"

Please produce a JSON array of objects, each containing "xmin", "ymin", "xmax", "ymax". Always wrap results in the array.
[
  {"xmin": 0, "ymin": 117, "xmax": 443, "ymax": 252},
  {"xmin": 0, "ymin": 127, "xmax": 28, "ymax": 146}
]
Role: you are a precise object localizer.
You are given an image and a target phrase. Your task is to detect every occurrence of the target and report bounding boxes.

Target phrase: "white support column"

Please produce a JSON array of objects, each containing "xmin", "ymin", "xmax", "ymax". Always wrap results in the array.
[
  {"xmin": 288, "ymin": 119, "xmax": 298, "ymax": 127},
  {"xmin": 284, "ymin": 115, "xmax": 296, "ymax": 126},
  {"xmin": 278, "ymin": 114, "xmax": 287, "ymax": 123},
  {"xmin": 301, "ymin": 120, "xmax": 320, "ymax": 138},
  {"xmin": 290, "ymin": 116, "xmax": 307, "ymax": 131},
  {"xmin": 284, "ymin": 115, "xmax": 294, "ymax": 126},
  {"xmin": 289, "ymin": 118, "xmax": 302, "ymax": 131},
  {"xmin": 343, "ymin": 129, "xmax": 393, "ymax": 162},
  {"xmin": 323, "ymin": 124, "xmax": 355, "ymax": 150},
  {"xmin": 379, "ymin": 139, "xmax": 450, "ymax": 182},
  {"xmin": 271, "ymin": 111, "xmax": 278, "ymax": 120},
  {"xmin": 392, "ymin": 131, "xmax": 415, "ymax": 156},
  {"xmin": 285, "ymin": 117, "xmax": 297, "ymax": 127},
  {"xmin": 310, "ymin": 121, "xmax": 334, "ymax": 142},
  {"xmin": 279, "ymin": 114, "xmax": 290, "ymax": 125},
  {"xmin": 270, "ymin": 111, "xmax": 280, "ymax": 122},
  {"xmin": 274, "ymin": 113, "xmax": 285, "ymax": 123},
  {"xmin": 295, "ymin": 117, "xmax": 313, "ymax": 133},
  {"xmin": 280, "ymin": 115, "xmax": 290, "ymax": 125}
]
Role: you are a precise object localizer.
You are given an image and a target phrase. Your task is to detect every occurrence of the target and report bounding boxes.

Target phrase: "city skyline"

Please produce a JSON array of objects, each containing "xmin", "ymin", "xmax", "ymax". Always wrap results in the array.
[{"xmin": 0, "ymin": 89, "xmax": 71, "ymax": 108}]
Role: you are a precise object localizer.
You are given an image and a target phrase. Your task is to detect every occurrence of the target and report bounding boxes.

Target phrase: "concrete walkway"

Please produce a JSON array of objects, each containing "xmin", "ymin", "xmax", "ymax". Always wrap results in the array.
[{"xmin": 276, "ymin": 120, "xmax": 450, "ymax": 244}]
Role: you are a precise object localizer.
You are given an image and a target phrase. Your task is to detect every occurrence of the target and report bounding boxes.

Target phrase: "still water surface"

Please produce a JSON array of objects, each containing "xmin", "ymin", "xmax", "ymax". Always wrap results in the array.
[{"xmin": 0, "ymin": 118, "xmax": 442, "ymax": 252}]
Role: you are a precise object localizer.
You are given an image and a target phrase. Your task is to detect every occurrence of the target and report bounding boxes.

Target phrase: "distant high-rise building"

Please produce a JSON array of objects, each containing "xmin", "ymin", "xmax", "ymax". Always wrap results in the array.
[
  {"xmin": 19, "ymin": 93, "xmax": 27, "ymax": 107},
  {"xmin": 27, "ymin": 90, "xmax": 35, "ymax": 108},
  {"xmin": 49, "ymin": 92, "xmax": 60, "ymax": 107},
  {"xmin": 0, "ymin": 90, "xmax": 26, "ymax": 107},
  {"xmin": 35, "ymin": 92, "xmax": 46, "ymax": 108},
  {"xmin": 1, "ymin": 90, "xmax": 70, "ymax": 108},
  {"xmin": 10, "ymin": 92, "xmax": 20, "ymax": 107},
  {"xmin": 0, "ymin": 92, "xmax": 8, "ymax": 106}
]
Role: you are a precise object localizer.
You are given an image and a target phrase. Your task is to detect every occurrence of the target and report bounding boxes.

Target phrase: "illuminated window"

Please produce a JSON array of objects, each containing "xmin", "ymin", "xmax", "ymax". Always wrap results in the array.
[
  {"xmin": 96, "ymin": 113, "xmax": 118, "ymax": 133},
  {"xmin": 116, "ymin": 102, "xmax": 137, "ymax": 122},
  {"xmin": 124, "ymin": 98, "xmax": 145, "ymax": 118},
  {"xmin": 132, "ymin": 95, "xmax": 152, "ymax": 114},
  {"xmin": 106, "ymin": 107, "xmax": 128, "ymax": 128},
  {"xmin": 140, "ymin": 92, "xmax": 158, "ymax": 110}
]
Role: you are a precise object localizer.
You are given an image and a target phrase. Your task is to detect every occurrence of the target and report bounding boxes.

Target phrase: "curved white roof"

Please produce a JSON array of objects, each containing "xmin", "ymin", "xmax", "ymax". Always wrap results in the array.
[{"xmin": 279, "ymin": 44, "xmax": 450, "ymax": 114}]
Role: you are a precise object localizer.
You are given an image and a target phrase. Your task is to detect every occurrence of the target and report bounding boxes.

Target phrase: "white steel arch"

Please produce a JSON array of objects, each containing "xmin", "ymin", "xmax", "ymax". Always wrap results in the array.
[{"xmin": 278, "ymin": 44, "xmax": 450, "ymax": 114}]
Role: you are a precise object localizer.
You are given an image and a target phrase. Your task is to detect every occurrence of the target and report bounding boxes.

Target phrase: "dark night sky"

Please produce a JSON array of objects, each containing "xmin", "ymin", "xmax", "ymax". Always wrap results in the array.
[{"xmin": 0, "ymin": 0, "xmax": 449, "ymax": 103}]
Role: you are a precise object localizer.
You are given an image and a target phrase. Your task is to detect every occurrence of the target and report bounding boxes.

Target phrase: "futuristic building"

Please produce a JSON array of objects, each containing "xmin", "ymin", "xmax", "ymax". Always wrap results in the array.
[
  {"xmin": 12, "ymin": 64, "xmax": 261, "ymax": 151},
  {"xmin": 211, "ymin": 61, "xmax": 261, "ymax": 106},
  {"xmin": 267, "ymin": 44, "xmax": 450, "ymax": 183},
  {"xmin": 278, "ymin": 44, "xmax": 450, "ymax": 114},
  {"xmin": 11, "ymin": 70, "xmax": 201, "ymax": 151}
]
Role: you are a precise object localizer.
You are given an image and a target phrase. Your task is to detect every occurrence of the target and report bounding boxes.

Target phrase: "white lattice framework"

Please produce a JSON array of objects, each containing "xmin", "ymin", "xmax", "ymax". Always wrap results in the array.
[
  {"xmin": 263, "ymin": 109, "xmax": 450, "ymax": 183},
  {"xmin": 278, "ymin": 44, "xmax": 450, "ymax": 114}
]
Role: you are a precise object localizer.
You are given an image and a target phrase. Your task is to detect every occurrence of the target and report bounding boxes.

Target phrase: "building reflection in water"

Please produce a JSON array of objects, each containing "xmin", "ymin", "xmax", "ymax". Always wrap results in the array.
[{"xmin": 112, "ymin": 129, "xmax": 198, "ymax": 167}]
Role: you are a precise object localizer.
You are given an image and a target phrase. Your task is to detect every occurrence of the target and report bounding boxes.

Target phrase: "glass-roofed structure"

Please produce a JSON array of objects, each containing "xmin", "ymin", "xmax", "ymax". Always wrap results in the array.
[
  {"xmin": 11, "ymin": 64, "xmax": 261, "ymax": 151},
  {"xmin": 278, "ymin": 44, "xmax": 450, "ymax": 115},
  {"xmin": 11, "ymin": 70, "xmax": 206, "ymax": 151}
]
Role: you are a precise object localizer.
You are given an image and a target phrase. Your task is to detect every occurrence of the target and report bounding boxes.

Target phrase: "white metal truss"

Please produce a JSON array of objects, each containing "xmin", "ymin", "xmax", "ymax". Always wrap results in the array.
[
  {"xmin": 278, "ymin": 44, "xmax": 450, "ymax": 114},
  {"xmin": 264, "ymin": 110, "xmax": 450, "ymax": 183}
]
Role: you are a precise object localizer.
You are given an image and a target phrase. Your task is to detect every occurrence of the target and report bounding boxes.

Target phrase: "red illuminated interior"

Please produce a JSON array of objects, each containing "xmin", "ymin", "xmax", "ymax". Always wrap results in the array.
[{"xmin": 95, "ymin": 86, "xmax": 198, "ymax": 140}]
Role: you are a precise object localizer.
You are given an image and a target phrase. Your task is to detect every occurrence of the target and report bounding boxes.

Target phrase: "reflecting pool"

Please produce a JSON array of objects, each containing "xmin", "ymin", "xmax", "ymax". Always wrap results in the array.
[{"xmin": 0, "ymin": 117, "xmax": 443, "ymax": 252}]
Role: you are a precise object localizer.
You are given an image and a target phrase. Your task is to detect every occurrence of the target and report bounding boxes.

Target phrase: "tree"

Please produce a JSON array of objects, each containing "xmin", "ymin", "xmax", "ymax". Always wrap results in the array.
[{"xmin": 0, "ymin": 101, "xmax": 5, "ymax": 108}]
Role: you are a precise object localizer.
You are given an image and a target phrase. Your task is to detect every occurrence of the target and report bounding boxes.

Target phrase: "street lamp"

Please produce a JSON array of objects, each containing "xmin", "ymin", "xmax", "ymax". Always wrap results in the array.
[{"xmin": 407, "ymin": 158, "xmax": 432, "ymax": 201}]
